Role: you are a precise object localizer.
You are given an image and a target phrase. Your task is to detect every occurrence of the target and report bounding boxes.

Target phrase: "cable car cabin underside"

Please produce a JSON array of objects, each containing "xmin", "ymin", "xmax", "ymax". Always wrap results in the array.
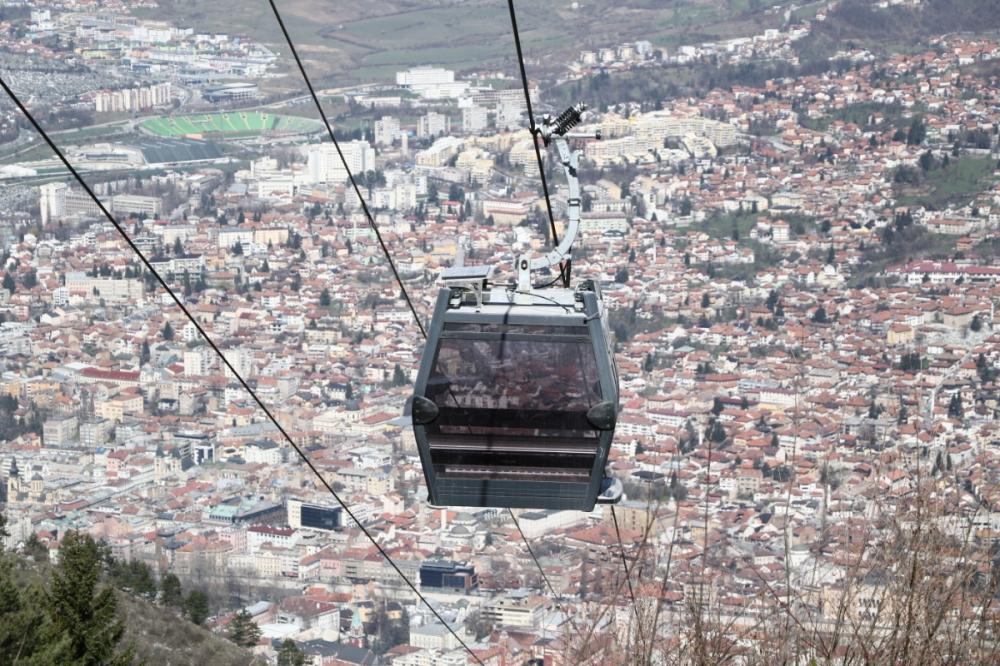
[{"xmin": 411, "ymin": 282, "xmax": 621, "ymax": 511}]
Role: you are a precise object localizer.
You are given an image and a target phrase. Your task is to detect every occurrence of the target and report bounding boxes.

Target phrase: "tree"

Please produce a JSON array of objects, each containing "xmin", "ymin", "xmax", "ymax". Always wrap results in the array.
[
  {"xmin": 701, "ymin": 293, "xmax": 710, "ymax": 308},
  {"xmin": 139, "ymin": 341, "xmax": 150, "ymax": 366},
  {"xmin": 227, "ymin": 609, "xmax": 261, "ymax": 647},
  {"xmin": 48, "ymin": 531, "xmax": 132, "ymax": 665},
  {"xmin": 232, "ymin": 240, "xmax": 243, "ymax": 256},
  {"xmin": 21, "ymin": 270, "xmax": 36, "ymax": 289},
  {"xmin": 812, "ymin": 306, "xmax": 828, "ymax": 324},
  {"xmin": 277, "ymin": 639, "xmax": 307, "ymax": 666},
  {"xmin": 162, "ymin": 321, "xmax": 174, "ymax": 341},
  {"xmin": 184, "ymin": 589, "xmax": 210, "ymax": 625},
  {"xmin": 826, "ymin": 246, "xmax": 835, "ymax": 264},
  {"xmin": 679, "ymin": 197, "xmax": 692, "ymax": 216},
  {"xmin": 173, "ymin": 237, "xmax": 183, "ymax": 255},
  {"xmin": 0, "ymin": 554, "xmax": 55, "ymax": 663},
  {"xmin": 319, "ymin": 288, "xmax": 331, "ymax": 307},
  {"xmin": 24, "ymin": 533, "xmax": 48, "ymax": 563},
  {"xmin": 160, "ymin": 573, "xmax": 182, "ymax": 608},
  {"xmin": 947, "ymin": 393, "xmax": 964, "ymax": 420},
  {"xmin": 970, "ymin": 314, "xmax": 983, "ymax": 333},
  {"xmin": 615, "ymin": 267, "xmax": 629, "ymax": 283},
  {"xmin": 1, "ymin": 273, "xmax": 14, "ymax": 293},
  {"xmin": 906, "ymin": 117, "xmax": 926, "ymax": 146},
  {"xmin": 392, "ymin": 364, "xmax": 407, "ymax": 387}
]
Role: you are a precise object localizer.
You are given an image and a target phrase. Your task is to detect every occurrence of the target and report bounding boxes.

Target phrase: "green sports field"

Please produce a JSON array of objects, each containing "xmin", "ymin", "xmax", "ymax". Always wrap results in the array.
[{"xmin": 139, "ymin": 112, "xmax": 320, "ymax": 138}]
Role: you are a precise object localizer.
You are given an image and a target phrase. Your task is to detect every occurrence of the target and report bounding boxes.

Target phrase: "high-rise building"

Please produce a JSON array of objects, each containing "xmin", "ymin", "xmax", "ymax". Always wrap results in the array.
[
  {"xmin": 374, "ymin": 116, "xmax": 401, "ymax": 145},
  {"xmin": 462, "ymin": 105, "xmax": 488, "ymax": 134},
  {"xmin": 417, "ymin": 112, "xmax": 450, "ymax": 139},
  {"xmin": 306, "ymin": 141, "xmax": 375, "ymax": 182},
  {"xmin": 39, "ymin": 182, "xmax": 102, "ymax": 224}
]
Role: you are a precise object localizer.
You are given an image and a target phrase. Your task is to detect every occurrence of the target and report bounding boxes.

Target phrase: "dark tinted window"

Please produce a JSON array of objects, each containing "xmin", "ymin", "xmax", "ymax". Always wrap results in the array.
[{"xmin": 426, "ymin": 331, "xmax": 602, "ymax": 438}]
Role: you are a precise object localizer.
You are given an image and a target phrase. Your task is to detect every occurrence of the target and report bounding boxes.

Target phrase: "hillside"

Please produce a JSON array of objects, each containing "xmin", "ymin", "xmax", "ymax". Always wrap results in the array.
[
  {"xmin": 799, "ymin": 0, "xmax": 1000, "ymax": 63},
  {"xmin": 118, "ymin": 592, "xmax": 252, "ymax": 666},
  {"xmin": 0, "ymin": 534, "xmax": 252, "ymax": 666},
  {"xmin": 135, "ymin": 0, "xmax": 803, "ymax": 86}
]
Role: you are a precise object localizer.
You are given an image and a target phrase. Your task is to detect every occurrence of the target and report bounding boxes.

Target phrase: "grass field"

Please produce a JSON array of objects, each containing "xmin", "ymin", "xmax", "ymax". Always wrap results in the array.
[
  {"xmin": 139, "ymin": 111, "xmax": 320, "ymax": 138},
  {"xmin": 896, "ymin": 156, "xmax": 997, "ymax": 209}
]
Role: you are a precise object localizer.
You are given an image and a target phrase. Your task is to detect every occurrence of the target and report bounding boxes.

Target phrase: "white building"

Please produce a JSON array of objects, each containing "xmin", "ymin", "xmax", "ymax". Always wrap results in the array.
[
  {"xmin": 374, "ymin": 116, "xmax": 401, "ymax": 146},
  {"xmin": 462, "ymin": 105, "xmax": 489, "ymax": 134},
  {"xmin": 418, "ymin": 112, "xmax": 451, "ymax": 139},
  {"xmin": 396, "ymin": 66, "xmax": 468, "ymax": 99},
  {"xmin": 306, "ymin": 141, "xmax": 375, "ymax": 183}
]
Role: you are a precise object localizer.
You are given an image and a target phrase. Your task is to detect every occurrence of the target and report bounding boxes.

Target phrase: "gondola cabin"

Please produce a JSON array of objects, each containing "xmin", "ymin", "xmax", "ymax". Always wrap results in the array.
[{"xmin": 410, "ymin": 280, "xmax": 620, "ymax": 511}]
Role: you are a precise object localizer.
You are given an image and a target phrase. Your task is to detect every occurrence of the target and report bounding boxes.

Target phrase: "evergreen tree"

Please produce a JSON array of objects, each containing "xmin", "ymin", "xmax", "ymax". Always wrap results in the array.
[
  {"xmin": 139, "ymin": 341, "xmax": 150, "ymax": 366},
  {"xmin": 183, "ymin": 590, "xmax": 209, "ymax": 625},
  {"xmin": 24, "ymin": 534, "xmax": 48, "ymax": 563},
  {"xmin": 812, "ymin": 306, "xmax": 828, "ymax": 324},
  {"xmin": 970, "ymin": 314, "xmax": 983, "ymax": 332},
  {"xmin": 162, "ymin": 321, "xmax": 174, "ymax": 341},
  {"xmin": 392, "ymin": 364, "xmax": 407, "ymax": 387},
  {"xmin": 173, "ymin": 237, "xmax": 183, "ymax": 255},
  {"xmin": 948, "ymin": 393, "xmax": 964, "ymax": 419},
  {"xmin": 232, "ymin": 241, "xmax": 243, "ymax": 256},
  {"xmin": 159, "ymin": 573, "xmax": 182, "ymax": 608},
  {"xmin": 226, "ymin": 609, "xmax": 261, "ymax": 647},
  {"xmin": 1, "ymin": 273, "xmax": 14, "ymax": 293},
  {"xmin": 277, "ymin": 638, "xmax": 307, "ymax": 666},
  {"xmin": 48, "ymin": 531, "xmax": 132, "ymax": 665},
  {"xmin": 0, "ymin": 555, "xmax": 58, "ymax": 663},
  {"xmin": 320, "ymin": 288, "xmax": 331, "ymax": 307},
  {"xmin": 21, "ymin": 270, "xmax": 36, "ymax": 289}
]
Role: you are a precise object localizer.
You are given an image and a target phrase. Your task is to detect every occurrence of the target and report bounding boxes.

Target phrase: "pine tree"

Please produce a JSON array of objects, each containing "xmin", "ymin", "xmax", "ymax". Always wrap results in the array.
[
  {"xmin": 320, "ymin": 288, "xmax": 331, "ymax": 307},
  {"xmin": 0, "ymin": 556, "xmax": 57, "ymax": 663},
  {"xmin": 226, "ymin": 609, "xmax": 261, "ymax": 647},
  {"xmin": 140, "ymin": 341, "xmax": 150, "ymax": 366},
  {"xmin": 160, "ymin": 573, "xmax": 182, "ymax": 608},
  {"xmin": 277, "ymin": 638, "xmax": 307, "ymax": 666},
  {"xmin": 948, "ymin": 393, "xmax": 964, "ymax": 419},
  {"xmin": 162, "ymin": 321, "xmax": 174, "ymax": 341},
  {"xmin": 1, "ymin": 273, "xmax": 14, "ymax": 293},
  {"xmin": 183, "ymin": 590, "xmax": 209, "ymax": 625},
  {"xmin": 47, "ymin": 531, "xmax": 132, "ymax": 665}
]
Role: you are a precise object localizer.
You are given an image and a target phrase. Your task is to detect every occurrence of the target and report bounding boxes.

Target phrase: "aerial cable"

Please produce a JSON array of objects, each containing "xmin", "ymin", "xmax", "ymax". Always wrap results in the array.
[
  {"xmin": 506, "ymin": 508, "xmax": 583, "ymax": 638},
  {"xmin": 506, "ymin": 0, "xmax": 569, "ymax": 288},
  {"xmin": 610, "ymin": 504, "xmax": 647, "ymax": 653},
  {"xmin": 267, "ymin": 0, "xmax": 426, "ymax": 339},
  {"xmin": 0, "ymin": 75, "xmax": 483, "ymax": 666}
]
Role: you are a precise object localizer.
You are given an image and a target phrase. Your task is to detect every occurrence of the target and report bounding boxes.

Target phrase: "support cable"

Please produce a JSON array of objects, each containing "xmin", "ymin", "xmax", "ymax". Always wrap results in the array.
[
  {"xmin": 0, "ymin": 75, "xmax": 482, "ymax": 666},
  {"xmin": 611, "ymin": 504, "xmax": 647, "ymax": 652},
  {"xmin": 507, "ymin": 508, "xmax": 583, "ymax": 637},
  {"xmin": 267, "ymin": 0, "xmax": 426, "ymax": 338},
  {"xmin": 505, "ymin": 0, "xmax": 569, "ymax": 288}
]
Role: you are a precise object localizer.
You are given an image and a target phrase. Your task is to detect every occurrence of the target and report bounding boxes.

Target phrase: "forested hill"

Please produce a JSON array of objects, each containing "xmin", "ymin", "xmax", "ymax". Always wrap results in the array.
[{"xmin": 0, "ymin": 525, "xmax": 251, "ymax": 666}]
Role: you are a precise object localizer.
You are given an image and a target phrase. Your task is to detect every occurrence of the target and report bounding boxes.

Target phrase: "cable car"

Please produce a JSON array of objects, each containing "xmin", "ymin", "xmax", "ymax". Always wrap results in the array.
[{"xmin": 410, "ymin": 104, "xmax": 622, "ymax": 511}]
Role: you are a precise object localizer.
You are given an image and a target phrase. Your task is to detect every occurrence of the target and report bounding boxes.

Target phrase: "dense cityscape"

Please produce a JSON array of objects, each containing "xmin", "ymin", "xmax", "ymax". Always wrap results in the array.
[{"xmin": 1, "ymin": 0, "xmax": 999, "ymax": 664}]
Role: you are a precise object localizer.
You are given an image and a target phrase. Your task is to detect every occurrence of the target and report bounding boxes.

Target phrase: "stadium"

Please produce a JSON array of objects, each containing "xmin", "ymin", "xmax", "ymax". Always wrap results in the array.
[{"xmin": 139, "ymin": 111, "xmax": 322, "ymax": 139}]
